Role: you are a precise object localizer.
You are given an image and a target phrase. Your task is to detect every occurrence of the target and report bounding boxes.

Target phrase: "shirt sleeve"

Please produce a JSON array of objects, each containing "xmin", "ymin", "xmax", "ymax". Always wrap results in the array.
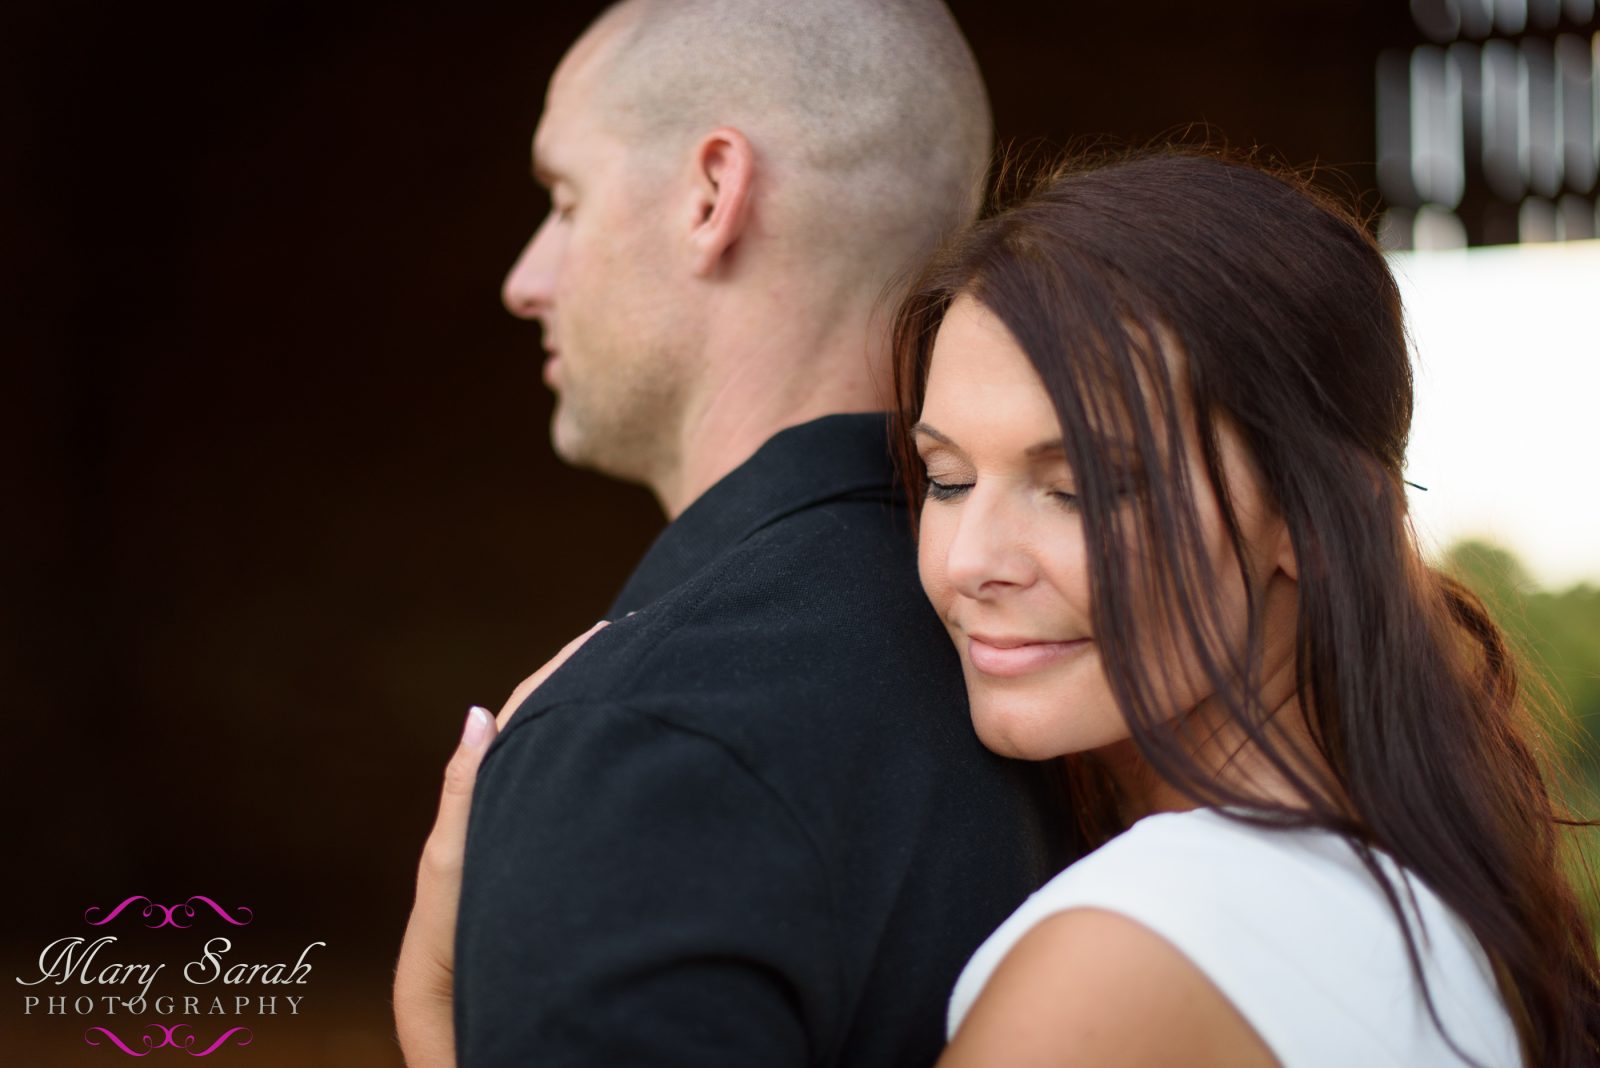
[{"xmin": 454, "ymin": 699, "xmax": 841, "ymax": 1067}]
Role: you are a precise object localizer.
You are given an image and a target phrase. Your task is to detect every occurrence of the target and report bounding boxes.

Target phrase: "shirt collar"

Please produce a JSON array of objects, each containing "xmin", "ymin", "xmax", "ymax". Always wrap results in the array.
[{"xmin": 606, "ymin": 412, "xmax": 905, "ymax": 617}]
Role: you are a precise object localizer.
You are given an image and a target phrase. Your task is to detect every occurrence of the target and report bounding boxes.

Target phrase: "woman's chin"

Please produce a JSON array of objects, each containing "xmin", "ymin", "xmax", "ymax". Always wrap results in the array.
[
  {"xmin": 971, "ymin": 722, "xmax": 1042, "ymax": 761},
  {"xmin": 967, "ymin": 689, "xmax": 1130, "ymax": 762}
]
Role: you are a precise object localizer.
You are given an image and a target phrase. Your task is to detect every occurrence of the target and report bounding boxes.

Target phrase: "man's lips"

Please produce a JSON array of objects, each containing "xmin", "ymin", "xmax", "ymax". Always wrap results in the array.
[
  {"xmin": 966, "ymin": 633, "xmax": 1091, "ymax": 678},
  {"xmin": 541, "ymin": 350, "xmax": 560, "ymax": 388}
]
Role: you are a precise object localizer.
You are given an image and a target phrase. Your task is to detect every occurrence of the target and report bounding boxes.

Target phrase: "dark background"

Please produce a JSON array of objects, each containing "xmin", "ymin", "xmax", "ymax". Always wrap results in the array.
[{"xmin": 5, "ymin": 1, "xmax": 1413, "ymax": 1063}]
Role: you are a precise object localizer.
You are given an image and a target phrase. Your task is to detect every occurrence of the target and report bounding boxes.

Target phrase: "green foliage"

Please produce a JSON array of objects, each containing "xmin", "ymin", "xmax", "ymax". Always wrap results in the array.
[
  {"xmin": 1441, "ymin": 539, "xmax": 1600, "ymax": 928},
  {"xmin": 1442, "ymin": 540, "xmax": 1600, "ymax": 771}
]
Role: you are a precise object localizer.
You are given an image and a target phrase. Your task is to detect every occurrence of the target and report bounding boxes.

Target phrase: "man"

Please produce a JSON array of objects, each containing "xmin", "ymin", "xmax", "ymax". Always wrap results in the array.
[{"xmin": 397, "ymin": 1, "xmax": 1075, "ymax": 1063}]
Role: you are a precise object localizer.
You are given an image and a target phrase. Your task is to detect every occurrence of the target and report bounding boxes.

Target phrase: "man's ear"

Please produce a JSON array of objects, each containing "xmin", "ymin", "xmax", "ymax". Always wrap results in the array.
[{"xmin": 687, "ymin": 127, "xmax": 754, "ymax": 277}]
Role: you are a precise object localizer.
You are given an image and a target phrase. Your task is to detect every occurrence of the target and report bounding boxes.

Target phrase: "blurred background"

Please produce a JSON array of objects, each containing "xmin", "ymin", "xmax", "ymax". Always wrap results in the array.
[{"xmin": 5, "ymin": 0, "xmax": 1596, "ymax": 1063}]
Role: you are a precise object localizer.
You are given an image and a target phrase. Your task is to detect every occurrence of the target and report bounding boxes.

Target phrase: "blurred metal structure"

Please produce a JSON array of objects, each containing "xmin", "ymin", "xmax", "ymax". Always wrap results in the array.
[{"xmin": 1379, "ymin": 0, "xmax": 1599, "ymax": 246}]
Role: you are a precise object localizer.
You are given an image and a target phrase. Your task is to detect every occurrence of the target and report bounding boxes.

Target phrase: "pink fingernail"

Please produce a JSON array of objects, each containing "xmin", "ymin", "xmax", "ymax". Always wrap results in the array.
[{"xmin": 462, "ymin": 705, "xmax": 492, "ymax": 748}]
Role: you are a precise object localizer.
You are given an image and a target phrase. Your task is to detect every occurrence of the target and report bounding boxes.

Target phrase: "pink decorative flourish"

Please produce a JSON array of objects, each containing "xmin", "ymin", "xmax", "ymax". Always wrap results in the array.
[
  {"xmin": 83, "ymin": 1024, "xmax": 254, "ymax": 1056},
  {"xmin": 84, "ymin": 897, "xmax": 158, "ymax": 927},
  {"xmin": 176, "ymin": 897, "xmax": 254, "ymax": 928},
  {"xmin": 83, "ymin": 1026, "xmax": 153, "ymax": 1056},
  {"xmin": 186, "ymin": 1027, "xmax": 253, "ymax": 1056},
  {"xmin": 84, "ymin": 896, "xmax": 253, "ymax": 929}
]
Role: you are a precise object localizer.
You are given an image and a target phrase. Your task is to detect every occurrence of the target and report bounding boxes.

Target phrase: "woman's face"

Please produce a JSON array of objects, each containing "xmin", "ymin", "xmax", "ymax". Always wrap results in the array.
[{"xmin": 913, "ymin": 295, "xmax": 1294, "ymax": 763}]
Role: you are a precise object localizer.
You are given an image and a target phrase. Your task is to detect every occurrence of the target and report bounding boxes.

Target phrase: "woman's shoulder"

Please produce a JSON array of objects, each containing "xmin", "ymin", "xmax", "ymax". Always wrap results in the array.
[
  {"xmin": 946, "ymin": 808, "xmax": 1522, "ymax": 1067},
  {"xmin": 939, "ymin": 902, "xmax": 1279, "ymax": 1067}
]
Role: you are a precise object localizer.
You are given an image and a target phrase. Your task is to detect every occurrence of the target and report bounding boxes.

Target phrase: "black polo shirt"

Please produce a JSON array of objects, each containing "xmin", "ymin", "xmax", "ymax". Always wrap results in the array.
[{"xmin": 456, "ymin": 412, "xmax": 1075, "ymax": 1067}]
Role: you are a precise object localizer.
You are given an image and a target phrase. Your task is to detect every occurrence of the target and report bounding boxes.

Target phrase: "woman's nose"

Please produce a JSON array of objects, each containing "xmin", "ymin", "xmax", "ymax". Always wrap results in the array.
[{"xmin": 943, "ymin": 487, "xmax": 1037, "ymax": 598}]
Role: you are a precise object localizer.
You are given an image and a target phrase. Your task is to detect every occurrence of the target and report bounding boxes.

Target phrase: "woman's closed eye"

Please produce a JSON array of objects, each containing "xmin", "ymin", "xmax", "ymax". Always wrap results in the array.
[
  {"xmin": 925, "ymin": 476, "xmax": 972, "ymax": 502},
  {"xmin": 1049, "ymin": 489, "xmax": 1080, "ymax": 510},
  {"xmin": 923, "ymin": 475, "xmax": 1081, "ymax": 511}
]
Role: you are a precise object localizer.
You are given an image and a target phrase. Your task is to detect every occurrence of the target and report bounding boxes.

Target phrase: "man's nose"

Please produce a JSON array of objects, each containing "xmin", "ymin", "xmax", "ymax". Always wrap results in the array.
[
  {"xmin": 943, "ymin": 487, "xmax": 1037, "ymax": 598},
  {"xmin": 501, "ymin": 220, "xmax": 557, "ymax": 320}
]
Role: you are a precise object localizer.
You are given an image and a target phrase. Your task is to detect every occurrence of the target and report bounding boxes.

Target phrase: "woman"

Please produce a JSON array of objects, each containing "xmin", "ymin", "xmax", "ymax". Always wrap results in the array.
[
  {"xmin": 890, "ymin": 148, "xmax": 1599, "ymax": 1066},
  {"xmin": 396, "ymin": 149, "xmax": 1600, "ymax": 1065}
]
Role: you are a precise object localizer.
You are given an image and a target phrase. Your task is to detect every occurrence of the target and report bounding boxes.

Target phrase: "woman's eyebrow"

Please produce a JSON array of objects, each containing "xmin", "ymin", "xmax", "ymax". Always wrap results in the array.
[
  {"xmin": 1024, "ymin": 439, "xmax": 1066, "ymax": 458},
  {"xmin": 914, "ymin": 422, "xmax": 1068, "ymax": 459}
]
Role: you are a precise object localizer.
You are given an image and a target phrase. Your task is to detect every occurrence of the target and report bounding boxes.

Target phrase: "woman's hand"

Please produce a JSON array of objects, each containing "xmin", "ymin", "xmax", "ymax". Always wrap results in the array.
[{"xmin": 393, "ymin": 620, "xmax": 609, "ymax": 1068}]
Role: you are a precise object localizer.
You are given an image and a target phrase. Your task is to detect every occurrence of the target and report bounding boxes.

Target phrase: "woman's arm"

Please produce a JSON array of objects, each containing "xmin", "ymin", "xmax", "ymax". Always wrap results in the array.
[{"xmin": 938, "ymin": 908, "xmax": 1280, "ymax": 1068}]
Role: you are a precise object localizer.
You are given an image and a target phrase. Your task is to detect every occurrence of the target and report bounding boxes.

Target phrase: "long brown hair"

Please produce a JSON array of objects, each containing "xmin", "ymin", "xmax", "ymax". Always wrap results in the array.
[{"xmin": 890, "ymin": 147, "xmax": 1600, "ymax": 1065}]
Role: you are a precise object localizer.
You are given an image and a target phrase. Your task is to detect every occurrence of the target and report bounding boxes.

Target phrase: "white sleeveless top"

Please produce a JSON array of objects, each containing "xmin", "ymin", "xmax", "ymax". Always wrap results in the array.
[{"xmin": 947, "ymin": 808, "xmax": 1522, "ymax": 1066}]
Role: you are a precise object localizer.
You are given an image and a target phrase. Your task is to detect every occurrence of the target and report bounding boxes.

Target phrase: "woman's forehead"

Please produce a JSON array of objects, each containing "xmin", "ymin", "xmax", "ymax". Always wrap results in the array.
[
  {"xmin": 920, "ymin": 298, "xmax": 1061, "ymax": 443},
  {"xmin": 922, "ymin": 296, "xmax": 1194, "ymax": 448}
]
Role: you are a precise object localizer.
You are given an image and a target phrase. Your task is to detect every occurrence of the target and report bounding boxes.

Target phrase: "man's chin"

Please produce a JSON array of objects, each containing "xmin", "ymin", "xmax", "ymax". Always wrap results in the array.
[
  {"xmin": 549, "ymin": 410, "xmax": 619, "ymax": 477},
  {"xmin": 548, "ymin": 410, "xmax": 589, "ymax": 467},
  {"xmin": 548, "ymin": 405, "xmax": 663, "ymax": 493}
]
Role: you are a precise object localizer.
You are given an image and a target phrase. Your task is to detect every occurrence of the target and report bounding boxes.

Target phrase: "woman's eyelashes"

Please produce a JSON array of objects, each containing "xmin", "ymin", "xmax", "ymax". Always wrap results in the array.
[
  {"xmin": 922, "ymin": 474, "xmax": 1080, "ymax": 510},
  {"xmin": 925, "ymin": 476, "xmax": 972, "ymax": 502}
]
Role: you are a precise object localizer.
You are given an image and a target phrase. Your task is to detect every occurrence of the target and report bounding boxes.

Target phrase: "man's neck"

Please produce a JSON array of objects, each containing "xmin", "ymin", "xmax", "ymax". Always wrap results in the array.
[
  {"xmin": 652, "ymin": 304, "xmax": 894, "ymax": 519},
  {"xmin": 655, "ymin": 387, "xmax": 885, "ymax": 520}
]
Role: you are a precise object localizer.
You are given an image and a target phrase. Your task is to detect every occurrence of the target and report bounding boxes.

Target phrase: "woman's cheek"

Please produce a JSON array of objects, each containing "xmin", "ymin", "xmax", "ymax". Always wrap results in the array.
[{"xmin": 915, "ymin": 512, "xmax": 953, "ymax": 609}]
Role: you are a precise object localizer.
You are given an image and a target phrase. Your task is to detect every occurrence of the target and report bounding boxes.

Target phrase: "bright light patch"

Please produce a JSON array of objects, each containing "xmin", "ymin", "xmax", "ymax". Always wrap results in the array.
[{"xmin": 1390, "ymin": 238, "xmax": 1600, "ymax": 588}]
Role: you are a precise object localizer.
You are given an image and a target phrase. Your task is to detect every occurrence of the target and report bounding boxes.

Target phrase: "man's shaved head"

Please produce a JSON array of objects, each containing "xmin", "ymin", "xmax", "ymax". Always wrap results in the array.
[
  {"xmin": 506, "ymin": 0, "xmax": 993, "ymax": 512},
  {"xmin": 574, "ymin": 0, "xmax": 992, "ymax": 284}
]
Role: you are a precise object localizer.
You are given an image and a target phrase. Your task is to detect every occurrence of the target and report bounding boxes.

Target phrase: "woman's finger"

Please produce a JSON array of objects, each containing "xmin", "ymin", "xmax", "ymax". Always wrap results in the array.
[
  {"xmin": 395, "ymin": 704, "xmax": 495, "ymax": 1068},
  {"xmin": 419, "ymin": 704, "xmax": 495, "ymax": 892}
]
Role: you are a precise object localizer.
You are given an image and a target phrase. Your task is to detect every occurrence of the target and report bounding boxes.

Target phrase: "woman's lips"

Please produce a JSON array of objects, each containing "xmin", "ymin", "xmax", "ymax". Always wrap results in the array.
[{"xmin": 966, "ymin": 635, "xmax": 1091, "ymax": 678}]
